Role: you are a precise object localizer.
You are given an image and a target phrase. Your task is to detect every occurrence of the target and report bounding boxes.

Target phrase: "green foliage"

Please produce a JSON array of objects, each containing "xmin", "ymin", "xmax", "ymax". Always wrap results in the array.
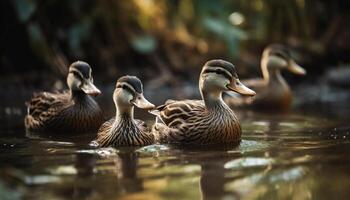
[
  {"xmin": 67, "ymin": 20, "xmax": 93, "ymax": 56},
  {"xmin": 203, "ymin": 17, "xmax": 247, "ymax": 57},
  {"xmin": 13, "ymin": 0, "xmax": 36, "ymax": 23},
  {"xmin": 131, "ymin": 34, "xmax": 157, "ymax": 54},
  {"xmin": 4, "ymin": 0, "xmax": 349, "ymax": 78}
]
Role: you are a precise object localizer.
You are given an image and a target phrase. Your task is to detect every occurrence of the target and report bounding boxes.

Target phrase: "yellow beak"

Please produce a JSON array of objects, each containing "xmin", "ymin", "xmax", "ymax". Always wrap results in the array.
[
  {"xmin": 81, "ymin": 81, "xmax": 101, "ymax": 97},
  {"xmin": 227, "ymin": 79, "xmax": 256, "ymax": 96},
  {"xmin": 288, "ymin": 60, "xmax": 306, "ymax": 75},
  {"xmin": 132, "ymin": 94, "xmax": 155, "ymax": 110}
]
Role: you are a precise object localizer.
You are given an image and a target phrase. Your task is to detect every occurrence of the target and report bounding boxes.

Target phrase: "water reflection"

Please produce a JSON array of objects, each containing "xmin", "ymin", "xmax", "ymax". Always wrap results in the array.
[
  {"xmin": 74, "ymin": 148, "xmax": 147, "ymax": 199},
  {"xmin": 71, "ymin": 153, "xmax": 96, "ymax": 199},
  {"xmin": 157, "ymin": 144, "xmax": 271, "ymax": 200},
  {"xmin": 113, "ymin": 150, "xmax": 144, "ymax": 194},
  {"xmin": 200, "ymin": 160, "xmax": 240, "ymax": 200},
  {"xmin": 1, "ymin": 105, "xmax": 350, "ymax": 199}
]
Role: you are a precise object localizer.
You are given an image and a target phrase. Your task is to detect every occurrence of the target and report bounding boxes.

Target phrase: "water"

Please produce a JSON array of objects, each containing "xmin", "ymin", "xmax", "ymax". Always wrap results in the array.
[{"xmin": 1, "ymin": 102, "xmax": 350, "ymax": 200}]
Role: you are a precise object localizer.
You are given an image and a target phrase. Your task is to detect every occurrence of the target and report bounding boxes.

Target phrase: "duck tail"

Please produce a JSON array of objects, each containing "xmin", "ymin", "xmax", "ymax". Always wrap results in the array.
[
  {"xmin": 155, "ymin": 116, "xmax": 166, "ymax": 125},
  {"xmin": 148, "ymin": 109, "xmax": 166, "ymax": 125},
  {"xmin": 148, "ymin": 109, "xmax": 160, "ymax": 116}
]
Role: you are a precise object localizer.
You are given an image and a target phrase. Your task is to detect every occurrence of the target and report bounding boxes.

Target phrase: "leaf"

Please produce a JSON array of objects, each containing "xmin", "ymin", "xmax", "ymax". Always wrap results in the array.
[
  {"xmin": 203, "ymin": 17, "xmax": 247, "ymax": 57},
  {"xmin": 13, "ymin": 0, "xmax": 36, "ymax": 23},
  {"xmin": 131, "ymin": 34, "xmax": 157, "ymax": 54}
]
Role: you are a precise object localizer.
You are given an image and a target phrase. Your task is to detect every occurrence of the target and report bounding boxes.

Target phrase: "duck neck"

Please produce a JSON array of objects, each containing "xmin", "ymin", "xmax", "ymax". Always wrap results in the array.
[
  {"xmin": 261, "ymin": 59, "xmax": 286, "ymax": 85},
  {"xmin": 267, "ymin": 69, "xmax": 287, "ymax": 86},
  {"xmin": 261, "ymin": 56, "xmax": 270, "ymax": 81},
  {"xmin": 201, "ymin": 90, "xmax": 226, "ymax": 112},
  {"xmin": 115, "ymin": 105, "xmax": 134, "ymax": 121},
  {"xmin": 110, "ymin": 105, "xmax": 137, "ymax": 137},
  {"xmin": 70, "ymin": 90, "xmax": 88, "ymax": 103}
]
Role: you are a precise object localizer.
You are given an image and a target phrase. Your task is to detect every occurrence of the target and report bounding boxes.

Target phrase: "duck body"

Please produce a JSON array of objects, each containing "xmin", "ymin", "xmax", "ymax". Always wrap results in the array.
[
  {"xmin": 94, "ymin": 116, "xmax": 153, "ymax": 147},
  {"xmin": 153, "ymin": 99, "xmax": 241, "ymax": 145},
  {"xmin": 240, "ymin": 73, "xmax": 292, "ymax": 110},
  {"xmin": 92, "ymin": 76, "xmax": 155, "ymax": 147},
  {"xmin": 24, "ymin": 61, "xmax": 104, "ymax": 134},
  {"xmin": 225, "ymin": 44, "xmax": 305, "ymax": 111},
  {"xmin": 25, "ymin": 91, "xmax": 104, "ymax": 133},
  {"xmin": 152, "ymin": 59, "xmax": 256, "ymax": 145}
]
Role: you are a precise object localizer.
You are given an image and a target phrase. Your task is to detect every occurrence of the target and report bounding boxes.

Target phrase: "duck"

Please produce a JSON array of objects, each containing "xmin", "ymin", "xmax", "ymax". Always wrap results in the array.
[
  {"xmin": 151, "ymin": 59, "xmax": 256, "ymax": 145},
  {"xmin": 224, "ymin": 44, "xmax": 306, "ymax": 111},
  {"xmin": 25, "ymin": 61, "xmax": 104, "ymax": 134},
  {"xmin": 91, "ymin": 76, "xmax": 155, "ymax": 147}
]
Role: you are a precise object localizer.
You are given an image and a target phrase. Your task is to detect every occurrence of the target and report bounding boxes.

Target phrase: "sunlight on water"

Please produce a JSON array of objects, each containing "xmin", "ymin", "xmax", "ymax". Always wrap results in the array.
[
  {"xmin": 137, "ymin": 144, "xmax": 170, "ymax": 153},
  {"xmin": 24, "ymin": 175, "xmax": 62, "ymax": 185},
  {"xmin": 77, "ymin": 147, "xmax": 118, "ymax": 157},
  {"xmin": 1, "ymin": 107, "xmax": 350, "ymax": 200},
  {"xmin": 224, "ymin": 157, "xmax": 274, "ymax": 169},
  {"xmin": 236, "ymin": 140, "xmax": 271, "ymax": 153},
  {"xmin": 48, "ymin": 166, "xmax": 77, "ymax": 175},
  {"xmin": 269, "ymin": 167, "xmax": 305, "ymax": 182}
]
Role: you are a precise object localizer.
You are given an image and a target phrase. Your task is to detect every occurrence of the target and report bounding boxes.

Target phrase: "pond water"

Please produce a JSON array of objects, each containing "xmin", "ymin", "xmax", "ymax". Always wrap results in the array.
[{"xmin": 1, "ymin": 101, "xmax": 350, "ymax": 200}]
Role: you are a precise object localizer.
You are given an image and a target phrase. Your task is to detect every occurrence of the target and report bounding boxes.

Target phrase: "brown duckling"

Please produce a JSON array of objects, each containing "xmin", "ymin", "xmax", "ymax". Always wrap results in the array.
[
  {"xmin": 225, "ymin": 44, "xmax": 306, "ymax": 110},
  {"xmin": 91, "ymin": 76, "xmax": 155, "ymax": 147},
  {"xmin": 151, "ymin": 59, "xmax": 256, "ymax": 145},
  {"xmin": 25, "ymin": 61, "xmax": 104, "ymax": 134}
]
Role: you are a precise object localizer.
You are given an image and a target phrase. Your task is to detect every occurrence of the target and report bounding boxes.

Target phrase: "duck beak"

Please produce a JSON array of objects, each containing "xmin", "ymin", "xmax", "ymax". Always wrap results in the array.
[
  {"xmin": 132, "ymin": 93, "xmax": 155, "ymax": 110},
  {"xmin": 81, "ymin": 80, "xmax": 101, "ymax": 97},
  {"xmin": 227, "ymin": 79, "xmax": 256, "ymax": 96},
  {"xmin": 288, "ymin": 60, "xmax": 306, "ymax": 75}
]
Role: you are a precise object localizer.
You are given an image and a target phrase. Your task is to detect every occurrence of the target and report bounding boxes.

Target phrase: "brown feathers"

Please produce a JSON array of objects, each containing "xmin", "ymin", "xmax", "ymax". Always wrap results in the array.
[
  {"xmin": 94, "ymin": 116, "xmax": 154, "ymax": 147},
  {"xmin": 25, "ymin": 91, "xmax": 104, "ymax": 134},
  {"xmin": 152, "ymin": 99, "xmax": 241, "ymax": 145}
]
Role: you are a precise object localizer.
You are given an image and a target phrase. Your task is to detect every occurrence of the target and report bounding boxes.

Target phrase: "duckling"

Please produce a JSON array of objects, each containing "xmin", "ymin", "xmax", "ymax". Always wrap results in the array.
[
  {"xmin": 151, "ymin": 59, "xmax": 256, "ymax": 145},
  {"xmin": 91, "ymin": 76, "xmax": 155, "ymax": 147},
  {"xmin": 225, "ymin": 44, "xmax": 306, "ymax": 110},
  {"xmin": 25, "ymin": 61, "xmax": 104, "ymax": 134}
]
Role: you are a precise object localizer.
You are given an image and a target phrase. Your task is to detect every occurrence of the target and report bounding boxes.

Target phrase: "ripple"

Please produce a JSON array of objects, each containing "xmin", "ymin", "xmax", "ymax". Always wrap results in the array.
[
  {"xmin": 269, "ymin": 167, "xmax": 305, "ymax": 182},
  {"xmin": 77, "ymin": 148, "xmax": 118, "ymax": 157},
  {"xmin": 224, "ymin": 157, "xmax": 274, "ymax": 169},
  {"xmin": 24, "ymin": 175, "xmax": 62, "ymax": 185},
  {"xmin": 232, "ymin": 140, "xmax": 271, "ymax": 153}
]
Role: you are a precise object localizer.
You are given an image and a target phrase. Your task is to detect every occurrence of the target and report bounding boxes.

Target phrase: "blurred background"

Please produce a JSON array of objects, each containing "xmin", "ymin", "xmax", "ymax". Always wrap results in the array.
[
  {"xmin": 1, "ymin": 0, "xmax": 350, "ymax": 124},
  {"xmin": 1, "ymin": 2, "xmax": 350, "ymax": 199}
]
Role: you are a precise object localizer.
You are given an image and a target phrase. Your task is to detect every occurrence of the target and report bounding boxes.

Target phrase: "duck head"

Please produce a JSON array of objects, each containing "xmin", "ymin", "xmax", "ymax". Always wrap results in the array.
[
  {"xmin": 67, "ymin": 61, "xmax": 101, "ymax": 96},
  {"xmin": 261, "ymin": 44, "xmax": 306, "ymax": 80},
  {"xmin": 114, "ymin": 76, "xmax": 155, "ymax": 116},
  {"xmin": 199, "ymin": 59, "xmax": 256, "ymax": 99}
]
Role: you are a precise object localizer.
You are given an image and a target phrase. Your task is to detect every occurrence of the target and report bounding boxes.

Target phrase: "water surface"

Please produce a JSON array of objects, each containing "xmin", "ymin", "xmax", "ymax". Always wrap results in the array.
[{"xmin": 1, "ymin": 103, "xmax": 350, "ymax": 200}]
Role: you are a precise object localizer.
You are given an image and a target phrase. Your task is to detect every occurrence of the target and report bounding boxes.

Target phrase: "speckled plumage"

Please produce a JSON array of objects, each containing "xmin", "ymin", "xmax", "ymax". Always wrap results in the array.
[
  {"xmin": 94, "ymin": 116, "xmax": 154, "ymax": 147},
  {"xmin": 152, "ymin": 99, "xmax": 241, "ymax": 145},
  {"xmin": 151, "ymin": 59, "xmax": 253, "ymax": 145},
  {"xmin": 225, "ymin": 44, "xmax": 305, "ymax": 111},
  {"xmin": 92, "ymin": 76, "xmax": 155, "ymax": 147},
  {"xmin": 24, "ymin": 61, "xmax": 104, "ymax": 134},
  {"xmin": 25, "ymin": 91, "xmax": 104, "ymax": 134}
]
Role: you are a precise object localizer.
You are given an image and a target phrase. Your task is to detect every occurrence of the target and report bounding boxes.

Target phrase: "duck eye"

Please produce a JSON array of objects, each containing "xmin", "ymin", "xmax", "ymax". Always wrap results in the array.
[
  {"xmin": 71, "ymin": 71, "xmax": 83, "ymax": 80},
  {"xmin": 275, "ymin": 53, "xmax": 287, "ymax": 59}
]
